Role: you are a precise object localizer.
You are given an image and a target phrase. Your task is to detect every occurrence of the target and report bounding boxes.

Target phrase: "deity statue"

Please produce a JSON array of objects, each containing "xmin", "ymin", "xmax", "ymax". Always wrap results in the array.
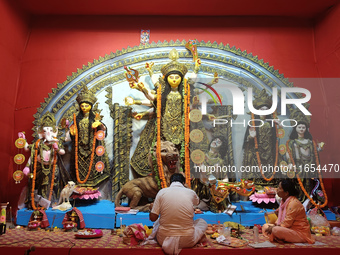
[
  {"xmin": 125, "ymin": 48, "xmax": 201, "ymax": 176},
  {"xmin": 286, "ymin": 108, "xmax": 325, "ymax": 203},
  {"xmin": 66, "ymin": 86, "xmax": 110, "ymax": 187},
  {"xmin": 22, "ymin": 112, "xmax": 68, "ymax": 209},
  {"xmin": 242, "ymin": 89, "xmax": 281, "ymax": 188}
]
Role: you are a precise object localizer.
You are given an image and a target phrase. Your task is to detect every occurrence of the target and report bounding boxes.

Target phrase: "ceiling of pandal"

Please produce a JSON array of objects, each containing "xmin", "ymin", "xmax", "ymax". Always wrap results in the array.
[{"xmin": 16, "ymin": 0, "xmax": 339, "ymax": 18}]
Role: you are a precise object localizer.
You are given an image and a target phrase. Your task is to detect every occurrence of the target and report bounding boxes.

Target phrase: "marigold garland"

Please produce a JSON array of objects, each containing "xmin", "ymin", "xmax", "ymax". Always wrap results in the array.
[
  {"xmin": 286, "ymin": 139, "xmax": 328, "ymax": 208},
  {"xmin": 252, "ymin": 112, "xmax": 279, "ymax": 181},
  {"xmin": 184, "ymin": 79, "xmax": 191, "ymax": 188},
  {"xmin": 156, "ymin": 84, "xmax": 167, "ymax": 188},
  {"xmin": 31, "ymin": 139, "xmax": 57, "ymax": 210},
  {"xmin": 73, "ymin": 113, "xmax": 97, "ymax": 184}
]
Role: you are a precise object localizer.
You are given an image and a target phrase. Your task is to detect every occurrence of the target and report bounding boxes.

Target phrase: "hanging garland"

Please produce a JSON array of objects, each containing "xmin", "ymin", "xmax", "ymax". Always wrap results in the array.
[
  {"xmin": 73, "ymin": 113, "xmax": 97, "ymax": 184},
  {"xmin": 252, "ymin": 112, "xmax": 279, "ymax": 181},
  {"xmin": 286, "ymin": 139, "xmax": 328, "ymax": 208},
  {"xmin": 156, "ymin": 83, "xmax": 167, "ymax": 188},
  {"xmin": 184, "ymin": 79, "xmax": 191, "ymax": 188},
  {"xmin": 31, "ymin": 139, "xmax": 57, "ymax": 210}
]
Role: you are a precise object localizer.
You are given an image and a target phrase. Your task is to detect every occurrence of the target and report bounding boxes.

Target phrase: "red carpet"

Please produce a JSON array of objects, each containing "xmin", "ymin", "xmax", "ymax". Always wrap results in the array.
[{"xmin": 0, "ymin": 228, "xmax": 339, "ymax": 255}]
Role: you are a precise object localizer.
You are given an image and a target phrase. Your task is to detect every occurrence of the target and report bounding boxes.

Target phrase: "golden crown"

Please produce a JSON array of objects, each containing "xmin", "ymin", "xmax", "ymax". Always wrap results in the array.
[
  {"xmin": 161, "ymin": 49, "xmax": 188, "ymax": 77},
  {"xmin": 290, "ymin": 103, "xmax": 311, "ymax": 127},
  {"xmin": 38, "ymin": 112, "xmax": 57, "ymax": 132},
  {"xmin": 252, "ymin": 89, "xmax": 272, "ymax": 109},
  {"xmin": 76, "ymin": 85, "xmax": 97, "ymax": 105}
]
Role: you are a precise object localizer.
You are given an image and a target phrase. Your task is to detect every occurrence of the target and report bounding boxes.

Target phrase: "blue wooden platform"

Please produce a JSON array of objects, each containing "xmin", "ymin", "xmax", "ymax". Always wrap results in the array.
[
  {"xmin": 17, "ymin": 200, "xmax": 336, "ymax": 229},
  {"xmin": 16, "ymin": 200, "xmax": 116, "ymax": 229}
]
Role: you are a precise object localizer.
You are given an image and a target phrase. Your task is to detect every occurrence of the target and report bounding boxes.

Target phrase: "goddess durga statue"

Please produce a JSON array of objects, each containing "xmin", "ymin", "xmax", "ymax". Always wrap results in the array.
[{"xmin": 125, "ymin": 48, "xmax": 201, "ymax": 177}]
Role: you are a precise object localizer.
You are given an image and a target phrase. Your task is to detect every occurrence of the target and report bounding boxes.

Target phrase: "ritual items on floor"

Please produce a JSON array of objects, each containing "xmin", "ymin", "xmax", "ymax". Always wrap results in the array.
[
  {"xmin": 62, "ymin": 207, "xmax": 85, "ymax": 231},
  {"xmin": 75, "ymin": 229, "xmax": 103, "ymax": 239},
  {"xmin": 264, "ymin": 211, "xmax": 278, "ymax": 224},
  {"xmin": 308, "ymin": 208, "xmax": 331, "ymax": 236},
  {"xmin": 122, "ymin": 223, "xmax": 147, "ymax": 245},
  {"xmin": 27, "ymin": 210, "xmax": 49, "ymax": 231},
  {"xmin": 0, "ymin": 202, "xmax": 8, "ymax": 235}
]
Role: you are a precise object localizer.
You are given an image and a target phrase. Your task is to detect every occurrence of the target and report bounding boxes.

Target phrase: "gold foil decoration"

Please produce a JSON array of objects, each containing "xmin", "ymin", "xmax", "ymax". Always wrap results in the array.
[
  {"xmin": 189, "ymin": 109, "xmax": 202, "ymax": 122},
  {"xmin": 14, "ymin": 154, "xmax": 25, "ymax": 165},
  {"xmin": 190, "ymin": 129, "xmax": 204, "ymax": 143},
  {"xmin": 15, "ymin": 138, "xmax": 26, "ymax": 149},
  {"xmin": 190, "ymin": 149, "xmax": 205, "ymax": 164}
]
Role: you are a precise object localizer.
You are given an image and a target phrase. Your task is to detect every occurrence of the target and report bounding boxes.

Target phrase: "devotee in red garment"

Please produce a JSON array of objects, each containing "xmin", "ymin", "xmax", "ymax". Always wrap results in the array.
[
  {"xmin": 149, "ymin": 173, "xmax": 208, "ymax": 254},
  {"xmin": 262, "ymin": 179, "xmax": 315, "ymax": 243}
]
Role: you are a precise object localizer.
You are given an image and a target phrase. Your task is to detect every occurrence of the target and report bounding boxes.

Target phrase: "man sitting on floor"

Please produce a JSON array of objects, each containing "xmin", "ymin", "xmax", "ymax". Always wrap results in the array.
[{"xmin": 149, "ymin": 173, "xmax": 208, "ymax": 254}]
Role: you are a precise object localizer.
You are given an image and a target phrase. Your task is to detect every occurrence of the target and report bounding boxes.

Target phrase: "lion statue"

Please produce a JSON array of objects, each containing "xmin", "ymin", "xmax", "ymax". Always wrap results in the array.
[{"xmin": 114, "ymin": 141, "xmax": 180, "ymax": 211}]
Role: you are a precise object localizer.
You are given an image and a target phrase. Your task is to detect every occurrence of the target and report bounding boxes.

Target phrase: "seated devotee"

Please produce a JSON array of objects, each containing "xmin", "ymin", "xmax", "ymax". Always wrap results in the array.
[
  {"xmin": 262, "ymin": 179, "xmax": 314, "ymax": 243},
  {"xmin": 149, "ymin": 173, "xmax": 208, "ymax": 254}
]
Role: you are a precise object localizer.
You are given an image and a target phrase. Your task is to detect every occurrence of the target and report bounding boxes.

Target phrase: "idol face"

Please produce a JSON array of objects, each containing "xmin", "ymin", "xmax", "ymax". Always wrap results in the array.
[
  {"xmin": 80, "ymin": 102, "xmax": 92, "ymax": 113},
  {"xmin": 167, "ymin": 74, "xmax": 182, "ymax": 88},
  {"xmin": 210, "ymin": 138, "xmax": 222, "ymax": 149},
  {"xmin": 296, "ymin": 124, "xmax": 307, "ymax": 136}
]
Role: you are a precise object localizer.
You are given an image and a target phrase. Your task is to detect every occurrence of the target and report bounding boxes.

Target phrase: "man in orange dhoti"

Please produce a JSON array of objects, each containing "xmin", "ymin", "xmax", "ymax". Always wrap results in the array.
[{"xmin": 262, "ymin": 179, "xmax": 314, "ymax": 243}]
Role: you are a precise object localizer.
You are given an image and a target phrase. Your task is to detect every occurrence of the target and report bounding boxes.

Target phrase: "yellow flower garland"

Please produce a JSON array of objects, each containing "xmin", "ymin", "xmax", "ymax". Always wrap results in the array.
[
  {"xmin": 73, "ymin": 113, "xmax": 97, "ymax": 184},
  {"xmin": 156, "ymin": 84, "xmax": 167, "ymax": 188},
  {"xmin": 156, "ymin": 79, "xmax": 191, "ymax": 188},
  {"xmin": 184, "ymin": 79, "xmax": 191, "ymax": 188},
  {"xmin": 286, "ymin": 139, "xmax": 328, "ymax": 208}
]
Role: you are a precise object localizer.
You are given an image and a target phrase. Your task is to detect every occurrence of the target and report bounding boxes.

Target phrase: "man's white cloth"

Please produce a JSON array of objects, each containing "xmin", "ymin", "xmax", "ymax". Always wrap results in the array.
[{"xmin": 150, "ymin": 182, "xmax": 208, "ymax": 254}]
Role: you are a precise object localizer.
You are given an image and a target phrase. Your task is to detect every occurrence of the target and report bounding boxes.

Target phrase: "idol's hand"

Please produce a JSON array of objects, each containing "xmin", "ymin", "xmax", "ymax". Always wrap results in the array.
[
  {"xmin": 207, "ymin": 114, "xmax": 216, "ymax": 121},
  {"xmin": 138, "ymin": 82, "xmax": 145, "ymax": 90},
  {"xmin": 69, "ymin": 125, "xmax": 76, "ymax": 136},
  {"xmin": 145, "ymin": 62, "xmax": 154, "ymax": 71},
  {"xmin": 52, "ymin": 142, "xmax": 59, "ymax": 151},
  {"xmin": 194, "ymin": 58, "xmax": 201, "ymax": 74},
  {"xmin": 125, "ymin": 96, "xmax": 135, "ymax": 106},
  {"xmin": 23, "ymin": 167, "xmax": 30, "ymax": 176},
  {"xmin": 317, "ymin": 142, "xmax": 325, "ymax": 151},
  {"xmin": 18, "ymin": 132, "xmax": 26, "ymax": 139},
  {"xmin": 133, "ymin": 112, "xmax": 144, "ymax": 120},
  {"xmin": 92, "ymin": 120, "xmax": 102, "ymax": 128},
  {"xmin": 195, "ymin": 58, "xmax": 201, "ymax": 68},
  {"xmin": 129, "ymin": 82, "xmax": 138, "ymax": 89}
]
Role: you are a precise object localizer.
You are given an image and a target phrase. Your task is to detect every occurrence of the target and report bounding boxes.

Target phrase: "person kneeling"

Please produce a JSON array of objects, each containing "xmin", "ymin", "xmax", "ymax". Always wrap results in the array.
[{"xmin": 149, "ymin": 173, "xmax": 208, "ymax": 254}]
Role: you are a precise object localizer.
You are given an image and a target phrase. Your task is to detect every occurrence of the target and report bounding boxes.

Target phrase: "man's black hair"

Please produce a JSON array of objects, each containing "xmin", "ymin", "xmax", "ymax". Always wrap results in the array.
[
  {"xmin": 170, "ymin": 173, "xmax": 186, "ymax": 184},
  {"xmin": 280, "ymin": 179, "xmax": 299, "ymax": 197}
]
